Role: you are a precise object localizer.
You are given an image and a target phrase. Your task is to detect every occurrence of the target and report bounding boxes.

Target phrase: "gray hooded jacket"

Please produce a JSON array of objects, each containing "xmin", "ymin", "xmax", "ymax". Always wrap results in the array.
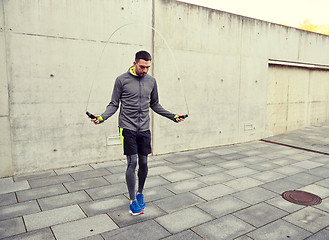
[{"xmin": 101, "ymin": 67, "xmax": 176, "ymax": 131}]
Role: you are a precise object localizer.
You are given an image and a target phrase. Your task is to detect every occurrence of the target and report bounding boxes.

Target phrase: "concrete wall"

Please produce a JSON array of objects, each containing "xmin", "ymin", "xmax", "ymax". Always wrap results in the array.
[
  {"xmin": 1, "ymin": 0, "xmax": 329, "ymax": 177},
  {"xmin": 152, "ymin": 0, "xmax": 329, "ymax": 153},
  {"xmin": 0, "ymin": 0, "xmax": 13, "ymax": 177}
]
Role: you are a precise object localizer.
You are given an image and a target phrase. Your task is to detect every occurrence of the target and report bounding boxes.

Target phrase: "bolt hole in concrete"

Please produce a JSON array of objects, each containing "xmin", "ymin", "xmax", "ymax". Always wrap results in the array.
[{"xmin": 282, "ymin": 190, "xmax": 322, "ymax": 206}]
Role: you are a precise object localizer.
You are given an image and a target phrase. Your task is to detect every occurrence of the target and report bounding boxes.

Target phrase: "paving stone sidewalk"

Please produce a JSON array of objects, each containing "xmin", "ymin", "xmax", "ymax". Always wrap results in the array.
[{"xmin": 1, "ymin": 122, "xmax": 329, "ymax": 239}]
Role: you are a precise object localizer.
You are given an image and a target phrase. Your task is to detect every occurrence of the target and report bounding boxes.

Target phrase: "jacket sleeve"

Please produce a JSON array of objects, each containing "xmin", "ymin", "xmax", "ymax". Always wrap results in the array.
[
  {"xmin": 101, "ymin": 77, "xmax": 121, "ymax": 121},
  {"xmin": 150, "ymin": 80, "xmax": 176, "ymax": 122}
]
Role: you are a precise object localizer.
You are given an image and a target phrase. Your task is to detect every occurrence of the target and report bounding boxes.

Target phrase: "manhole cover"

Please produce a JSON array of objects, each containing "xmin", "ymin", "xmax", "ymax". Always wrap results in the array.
[{"xmin": 282, "ymin": 190, "xmax": 322, "ymax": 206}]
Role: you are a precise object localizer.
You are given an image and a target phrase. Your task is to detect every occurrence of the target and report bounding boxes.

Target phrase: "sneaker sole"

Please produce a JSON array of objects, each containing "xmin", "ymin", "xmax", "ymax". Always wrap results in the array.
[{"xmin": 129, "ymin": 210, "xmax": 144, "ymax": 216}]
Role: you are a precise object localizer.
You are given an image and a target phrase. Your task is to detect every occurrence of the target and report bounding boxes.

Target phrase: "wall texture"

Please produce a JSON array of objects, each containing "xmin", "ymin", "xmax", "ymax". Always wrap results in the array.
[{"xmin": 1, "ymin": 0, "xmax": 329, "ymax": 177}]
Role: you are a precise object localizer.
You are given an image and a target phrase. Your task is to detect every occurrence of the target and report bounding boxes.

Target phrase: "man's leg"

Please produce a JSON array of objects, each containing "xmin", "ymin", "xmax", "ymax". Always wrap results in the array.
[
  {"xmin": 137, "ymin": 154, "xmax": 148, "ymax": 194},
  {"xmin": 126, "ymin": 154, "xmax": 144, "ymax": 215},
  {"xmin": 126, "ymin": 154, "xmax": 138, "ymax": 202},
  {"xmin": 136, "ymin": 154, "xmax": 148, "ymax": 209}
]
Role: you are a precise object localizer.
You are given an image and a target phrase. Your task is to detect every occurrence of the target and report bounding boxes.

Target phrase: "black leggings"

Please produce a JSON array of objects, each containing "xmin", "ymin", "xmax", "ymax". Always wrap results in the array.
[{"xmin": 126, "ymin": 154, "xmax": 148, "ymax": 200}]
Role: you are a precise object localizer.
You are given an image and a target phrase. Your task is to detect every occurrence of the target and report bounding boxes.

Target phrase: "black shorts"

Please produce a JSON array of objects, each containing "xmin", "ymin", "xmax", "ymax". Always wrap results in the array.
[{"xmin": 120, "ymin": 128, "xmax": 152, "ymax": 156}]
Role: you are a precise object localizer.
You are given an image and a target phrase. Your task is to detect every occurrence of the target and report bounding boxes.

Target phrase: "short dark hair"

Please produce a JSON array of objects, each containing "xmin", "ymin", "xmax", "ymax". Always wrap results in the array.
[{"xmin": 135, "ymin": 50, "xmax": 152, "ymax": 62}]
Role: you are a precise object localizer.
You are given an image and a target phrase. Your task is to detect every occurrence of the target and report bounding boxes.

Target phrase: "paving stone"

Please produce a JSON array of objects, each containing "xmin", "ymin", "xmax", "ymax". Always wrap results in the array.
[
  {"xmin": 13, "ymin": 170, "xmax": 56, "ymax": 182},
  {"xmin": 63, "ymin": 177, "xmax": 109, "ymax": 192},
  {"xmin": 86, "ymin": 183, "xmax": 127, "ymax": 200},
  {"xmin": 0, "ymin": 217, "xmax": 26, "ymax": 238},
  {"xmin": 286, "ymin": 172, "xmax": 322, "ymax": 185},
  {"xmin": 80, "ymin": 235, "xmax": 104, "ymax": 240},
  {"xmin": 70, "ymin": 168, "xmax": 111, "ymax": 181},
  {"xmin": 192, "ymin": 183, "xmax": 235, "ymax": 201},
  {"xmin": 0, "ymin": 200, "xmax": 40, "ymax": 221},
  {"xmin": 108, "ymin": 203, "xmax": 167, "ymax": 228},
  {"xmin": 164, "ymin": 155, "xmax": 197, "ymax": 164},
  {"xmin": 28, "ymin": 174, "xmax": 74, "ymax": 188},
  {"xmin": 232, "ymin": 187, "xmax": 278, "ymax": 205},
  {"xmin": 248, "ymin": 162, "xmax": 280, "ymax": 171},
  {"xmin": 190, "ymin": 165, "xmax": 224, "ymax": 175},
  {"xmin": 299, "ymin": 184, "xmax": 329, "ymax": 198},
  {"xmin": 220, "ymin": 153, "xmax": 247, "ymax": 161},
  {"xmin": 161, "ymin": 170, "xmax": 200, "ymax": 182},
  {"xmin": 54, "ymin": 165, "xmax": 94, "ymax": 175},
  {"xmin": 0, "ymin": 177, "xmax": 13, "ymax": 185},
  {"xmin": 233, "ymin": 202, "xmax": 288, "ymax": 227},
  {"xmin": 308, "ymin": 166, "xmax": 329, "ymax": 178},
  {"xmin": 223, "ymin": 177, "xmax": 263, "ymax": 191},
  {"xmin": 261, "ymin": 178, "xmax": 303, "ymax": 194},
  {"xmin": 288, "ymin": 154, "xmax": 313, "ymax": 161},
  {"xmin": 241, "ymin": 149, "xmax": 263, "ymax": 156},
  {"xmin": 144, "ymin": 176, "xmax": 170, "ymax": 189},
  {"xmin": 162, "ymin": 230, "xmax": 203, "ymax": 240},
  {"xmin": 251, "ymin": 171, "xmax": 285, "ymax": 182},
  {"xmin": 24, "ymin": 204, "xmax": 86, "ymax": 231},
  {"xmin": 17, "ymin": 184, "xmax": 67, "ymax": 202},
  {"xmin": 142, "ymin": 186, "xmax": 175, "ymax": 202},
  {"xmin": 234, "ymin": 236, "xmax": 253, "ymax": 240},
  {"xmin": 192, "ymin": 215, "xmax": 255, "ymax": 240},
  {"xmin": 79, "ymin": 195, "xmax": 127, "ymax": 216},
  {"xmin": 0, "ymin": 192, "xmax": 17, "ymax": 207},
  {"xmin": 315, "ymin": 178, "xmax": 329, "ymax": 188},
  {"xmin": 220, "ymin": 160, "xmax": 248, "ymax": 169},
  {"xmin": 311, "ymin": 156, "xmax": 329, "ymax": 164},
  {"xmin": 170, "ymin": 162, "xmax": 202, "ymax": 170},
  {"xmin": 154, "ymin": 192, "xmax": 205, "ymax": 213},
  {"xmin": 3, "ymin": 228, "xmax": 55, "ymax": 240},
  {"xmin": 155, "ymin": 207, "xmax": 214, "ymax": 234},
  {"xmin": 247, "ymin": 219, "xmax": 312, "ymax": 240},
  {"xmin": 261, "ymin": 152, "xmax": 286, "ymax": 160},
  {"xmin": 163, "ymin": 179, "xmax": 208, "ymax": 194},
  {"xmin": 292, "ymin": 160, "xmax": 324, "ymax": 169},
  {"xmin": 211, "ymin": 148, "xmax": 238, "ymax": 155},
  {"xmin": 240, "ymin": 156, "xmax": 267, "ymax": 164},
  {"xmin": 52, "ymin": 214, "xmax": 118, "ymax": 240},
  {"xmin": 38, "ymin": 190, "xmax": 92, "ymax": 210},
  {"xmin": 272, "ymin": 158, "xmax": 299, "ymax": 166},
  {"xmin": 195, "ymin": 152, "xmax": 219, "ymax": 159},
  {"xmin": 273, "ymin": 165, "xmax": 305, "ymax": 175},
  {"xmin": 102, "ymin": 220, "xmax": 170, "ymax": 240},
  {"xmin": 225, "ymin": 167, "xmax": 259, "ymax": 178},
  {"xmin": 0, "ymin": 180, "xmax": 30, "ymax": 195},
  {"xmin": 90, "ymin": 160, "xmax": 125, "ymax": 169},
  {"xmin": 197, "ymin": 157, "xmax": 225, "ymax": 165},
  {"xmin": 148, "ymin": 159, "xmax": 171, "ymax": 168},
  {"xmin": 148, "ymin": 166, "xmax": 176, "ymax": 177},
  {"xmin": 106, "ymin": 164, "xmax": 127, "ymax": 174},
  {"xmin": 266, "ymin": 196, "xmax": 305, "ymax": 213},
  {"xmin": 306, "ymin": 229, "xmax": 329, "ymax": 240},
  {"xmin": 197, "ymin": 172, "xmax": 235, "ymax": 185},
  {"xmin": 103, "ymin": 173, "xmax": 126, "ymax": 184},
  {"xmin": 197, "ymin": 195, "xmax": 250, "ymax": 218},
  {"xmin": 283, "ymin": 207, "xmax": 329, "ymax": 233}
]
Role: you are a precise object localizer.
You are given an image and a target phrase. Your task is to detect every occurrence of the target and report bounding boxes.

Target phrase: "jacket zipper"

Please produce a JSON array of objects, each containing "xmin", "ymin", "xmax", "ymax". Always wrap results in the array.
[{"xmin": 138, "ymin": 79, "xmax": 142, "ymax": 131}]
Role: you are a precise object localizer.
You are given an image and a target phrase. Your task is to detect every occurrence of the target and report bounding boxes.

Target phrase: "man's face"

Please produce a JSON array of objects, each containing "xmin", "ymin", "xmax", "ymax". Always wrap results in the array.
[{"xmin": 134, "ymin": 59, "xmax": 151, "ymax": 77}]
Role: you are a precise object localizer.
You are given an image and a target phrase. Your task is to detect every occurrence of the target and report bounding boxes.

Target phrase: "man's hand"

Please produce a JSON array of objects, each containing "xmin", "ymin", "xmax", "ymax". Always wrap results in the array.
[
  {"xmin": 90, "ymin": 114, "xmax": 102, "ymax": 124},
  {"xmin": 174, "ymin": 114, "xmax": 188, "ymax": 123}
]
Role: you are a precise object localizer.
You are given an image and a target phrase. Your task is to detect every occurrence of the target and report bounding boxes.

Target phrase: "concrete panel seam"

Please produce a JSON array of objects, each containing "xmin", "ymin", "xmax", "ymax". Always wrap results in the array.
[{"xmin": 269, "ymin": 59, "xmax": 329, "ymax": 70}]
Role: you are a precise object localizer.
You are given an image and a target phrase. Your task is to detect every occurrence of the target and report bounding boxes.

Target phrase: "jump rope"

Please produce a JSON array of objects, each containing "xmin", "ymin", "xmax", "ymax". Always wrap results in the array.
[{"xmin": 85, "ymin": 23, "xmax": 189, "ymax": 122}]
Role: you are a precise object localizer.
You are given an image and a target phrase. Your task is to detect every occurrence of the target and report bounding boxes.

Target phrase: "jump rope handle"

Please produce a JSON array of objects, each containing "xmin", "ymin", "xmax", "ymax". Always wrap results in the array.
[
  {"xmin": 86, "ymin": 111, "xmax": 103, "ymax": 122},
  {"xmin": 174, "ymin": 114, "xmax": 188, "ymax": 120}
]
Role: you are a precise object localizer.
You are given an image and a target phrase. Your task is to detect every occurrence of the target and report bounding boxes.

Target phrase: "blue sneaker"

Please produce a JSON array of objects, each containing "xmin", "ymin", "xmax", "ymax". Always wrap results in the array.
[
  {"xmin": 136, "ymin": 193, "xmax": 145, "ymax": 209},
  {"xmin": 129, "ymin": 200, "xmax": 144, "ymax": 216}
]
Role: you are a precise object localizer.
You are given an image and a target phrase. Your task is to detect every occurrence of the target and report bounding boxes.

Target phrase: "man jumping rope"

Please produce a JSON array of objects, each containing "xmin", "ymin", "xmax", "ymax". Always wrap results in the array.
[{"xmin": 90, "ymin": 50, "xmax": 185, "ymax": 215}]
